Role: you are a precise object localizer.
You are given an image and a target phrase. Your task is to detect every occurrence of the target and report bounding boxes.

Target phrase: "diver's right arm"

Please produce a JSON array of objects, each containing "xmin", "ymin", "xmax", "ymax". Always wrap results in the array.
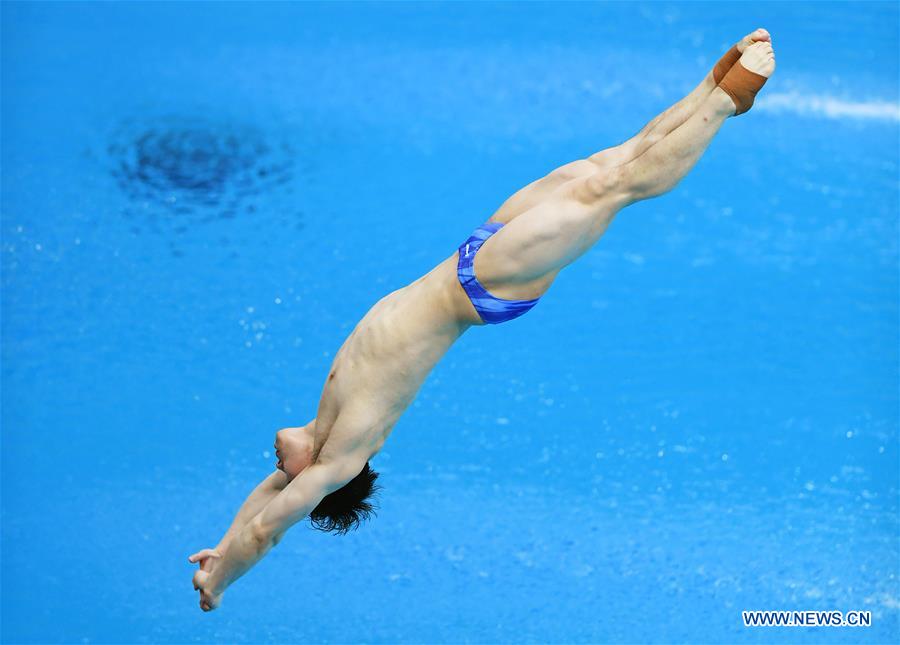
[
  {"xmin": 214, "ymin": 470, "xmax": 288, "ymax": 552},
  {"xmin": 187, "ymin": 469, "xmax": 287, "ymax": 607}
]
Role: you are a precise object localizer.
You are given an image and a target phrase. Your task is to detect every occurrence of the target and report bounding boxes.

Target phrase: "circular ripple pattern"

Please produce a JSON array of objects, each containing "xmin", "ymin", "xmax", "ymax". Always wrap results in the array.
[{"xmin": 107, "ymin": 116, "xmax": 295, "ymax": 219}]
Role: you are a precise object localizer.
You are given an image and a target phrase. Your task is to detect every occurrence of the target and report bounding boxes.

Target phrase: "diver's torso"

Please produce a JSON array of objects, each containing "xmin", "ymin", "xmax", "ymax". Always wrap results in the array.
[{"xmin": 311, "ymin": 254, "xmax": 473, "ymax": 461}]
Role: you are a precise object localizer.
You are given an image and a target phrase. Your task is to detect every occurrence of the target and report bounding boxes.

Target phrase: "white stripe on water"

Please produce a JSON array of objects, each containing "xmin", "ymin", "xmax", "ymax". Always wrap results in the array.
[{"xmin": 758, "ymin": 91, "xmax": 900, "ymax": 121}]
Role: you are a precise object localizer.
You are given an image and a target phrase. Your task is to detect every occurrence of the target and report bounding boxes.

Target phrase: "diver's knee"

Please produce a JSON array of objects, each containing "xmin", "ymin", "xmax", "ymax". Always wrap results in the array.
[
  {"xmin": 579, "ymin": 165, "xmax": 637, "ymax": 207},
  {"xmin": 550, "ymin": 159, "xmax": 597, "ymax": 182},
  {"xmin": 588, "ymin": 142, "xmax": 636, "ymax": 170}
]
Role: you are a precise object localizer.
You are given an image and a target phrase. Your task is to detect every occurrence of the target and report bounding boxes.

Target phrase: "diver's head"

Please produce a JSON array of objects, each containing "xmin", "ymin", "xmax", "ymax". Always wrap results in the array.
[
  {"xmin": 274, "ymin": 423, "xmax": 381, "ymax": 534},
  {"xmin": 309, "ymin": 462, "xmax": 381, "ymax": 534},
  {"xmin": 274, "ymin": 424, "xmax": 315, "ymax": 479}
]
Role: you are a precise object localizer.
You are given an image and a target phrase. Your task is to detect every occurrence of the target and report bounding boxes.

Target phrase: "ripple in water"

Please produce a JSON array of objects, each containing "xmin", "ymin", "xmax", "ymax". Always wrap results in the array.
[{"xmin": 107, "ymin": 116, "xmax": 295, "ymax": 220}]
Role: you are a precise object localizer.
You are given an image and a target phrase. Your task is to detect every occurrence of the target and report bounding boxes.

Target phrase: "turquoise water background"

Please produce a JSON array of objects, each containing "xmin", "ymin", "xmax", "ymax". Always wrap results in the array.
[{"xmin": 2, "ymin": 2, "xmax": 898, "ymax": 643}]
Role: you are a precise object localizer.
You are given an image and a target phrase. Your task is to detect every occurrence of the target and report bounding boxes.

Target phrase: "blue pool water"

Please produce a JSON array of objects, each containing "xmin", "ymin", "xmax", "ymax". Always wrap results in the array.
[{"xmin": 2, "ymin": 2, "xmax": 898, "ymax": 643}]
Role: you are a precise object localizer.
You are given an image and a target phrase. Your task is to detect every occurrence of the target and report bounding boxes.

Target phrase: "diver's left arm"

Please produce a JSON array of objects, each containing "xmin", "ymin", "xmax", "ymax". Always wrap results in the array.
[{"xmin": 194, "ymin": 457, "xmax": 365, "ymax": 610}]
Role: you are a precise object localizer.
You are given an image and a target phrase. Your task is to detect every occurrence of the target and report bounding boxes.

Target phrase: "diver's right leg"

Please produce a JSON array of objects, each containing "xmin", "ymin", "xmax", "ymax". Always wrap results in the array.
[
  {"xmin": 620, "ymin": 42, "xmax": 774, "ymax": 201},
  {"xmin": 476, "ymin": 88, "xmax": 736, "ymax": 298},
  {"xmin": 488, "ymin": 29, "xmax": 771, "ymax": 224},
  {"xmin": 592, "ymin": 28, "xmax": 772, "ymax": 168},
  {"xmin": 477, "ymin": 42, "xmax": 775, "ymax": 295},
  {"xmin": 587, "ymin": 72, "xmax": 717, "ymax": 170}
]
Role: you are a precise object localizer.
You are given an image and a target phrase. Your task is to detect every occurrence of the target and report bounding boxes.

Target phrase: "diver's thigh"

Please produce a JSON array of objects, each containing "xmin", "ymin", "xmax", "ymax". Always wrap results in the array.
[
  {"xmin": 477, "ymin": 194, "xmax": 619, "ymax": 285},
  {"xmin": 488, "ymin": 159, "xmax": 597, "ymax": 224}
]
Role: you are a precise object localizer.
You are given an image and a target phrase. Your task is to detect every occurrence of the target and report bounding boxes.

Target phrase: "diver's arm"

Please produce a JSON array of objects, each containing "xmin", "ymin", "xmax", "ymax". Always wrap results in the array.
[
  {"xmin": 203, "ymin": 458, "xmax": 364, "ymax": 597},
  {"xmin": 214, "ymin": 470, "xmax": 288, "ymax": 552}
]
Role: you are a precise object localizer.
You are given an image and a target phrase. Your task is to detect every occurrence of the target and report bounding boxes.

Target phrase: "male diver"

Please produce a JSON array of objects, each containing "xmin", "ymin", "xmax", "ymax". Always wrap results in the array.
[{"xmin": 189, "ymin": 30, "xmax": 775, "ymax": 611}]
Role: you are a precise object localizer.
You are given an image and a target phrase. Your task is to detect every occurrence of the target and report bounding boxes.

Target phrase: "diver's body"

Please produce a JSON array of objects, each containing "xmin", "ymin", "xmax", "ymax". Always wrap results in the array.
[
  {"xmin": 190, "ymin": 32, "xmax": 776, "ymax": 611},
  {"xmin": 306, "ymin": 178, "xmax": 625, "ymax": 472},
  {"xmin": 296, "ymin": 159, "xmax": 629, "ymax": 478}
]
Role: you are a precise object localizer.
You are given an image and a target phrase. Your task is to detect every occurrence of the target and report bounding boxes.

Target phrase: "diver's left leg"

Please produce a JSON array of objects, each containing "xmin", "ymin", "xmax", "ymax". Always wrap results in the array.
[
  {"xmin": 488, "ymin": 29, "xmax": 770, "ymax": 224},
  {"xmin": 621, "ymin": 43, "xmax": 773, "ymax": 202},
  {"xmin": 478, "ymin": 42, "xmax": 774, "ymax": 296},
  {"xmin": 587, "ymin": 72, "xmax": 717, "ymax": 170},
  {"xmin": 487, "ymin": 72, "xmax": 712, "ymax": 225},
  {"xmin": 476, "ymin": 86, "xmax": 740, "ymax": 296},
  {"xmin": 489, "ymin": 76, "xmax": 715, "ymax": 224},
  {"xmin": 592, "ymin": 28, "xmax": 771, "ymax": 168}
]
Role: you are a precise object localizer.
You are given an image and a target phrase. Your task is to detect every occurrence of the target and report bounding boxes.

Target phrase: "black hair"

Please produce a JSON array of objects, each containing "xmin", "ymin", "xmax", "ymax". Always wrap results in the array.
[{"xmin": 309, "ymin": 462, "xmax": 381, "ymax": 535}]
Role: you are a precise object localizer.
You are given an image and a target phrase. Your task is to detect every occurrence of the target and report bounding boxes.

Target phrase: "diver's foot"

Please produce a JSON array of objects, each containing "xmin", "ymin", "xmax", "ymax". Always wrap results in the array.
[
  {"xmin": 737, "ymin": 28, "xmax": 771, "ymax": 53},
  {"xmin": 719, "ymin": 41, "xmax": 776, "ymax": 116},
  {"xmin": 713, "ymin": 28, "xmax": 771, "ymax": 83}
]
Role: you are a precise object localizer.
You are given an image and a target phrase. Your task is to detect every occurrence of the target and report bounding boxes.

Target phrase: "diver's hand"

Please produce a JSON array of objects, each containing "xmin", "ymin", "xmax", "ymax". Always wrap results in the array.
[
  {"xmin": 188, "ymin": 547, "xmax": 223, "ymax": 572},
  {"xmin": 188, "ymin": 547, "xmax": 225, "ymax": 611},
  {"xmin": 191, "ymin": 568, "xmax": 223, "ymax": 612}
]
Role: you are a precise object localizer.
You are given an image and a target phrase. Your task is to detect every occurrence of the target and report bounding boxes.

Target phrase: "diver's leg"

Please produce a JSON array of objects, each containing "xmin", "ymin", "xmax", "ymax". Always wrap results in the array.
[
  {"xmin": 478, "ymin": 43, "xmax": 775, "ymax": 294},
  {"xmin": 489, "ymin": 29, "xmax": 770, "ymax": 224},
  {"xmin": 593, "ymin": 28, "xmax": 772, "ymax": 168},
  {"xmin": 490, "ymin": 77, "xmax": 715, "ymax": 224},
  {"xmin": 477, "ymin": 88, "xmax": 735, "ymax": 296},
  {"xmin": 620, "ymin": 43, "xmax": 774, "ymax": 201},
  {"xmin": 488, "ymin": 74, "xmax": 713, "ymax": 224},
  {"xmin": 586, "ymin": 72, "xmax": 717, "ymax": 170}
]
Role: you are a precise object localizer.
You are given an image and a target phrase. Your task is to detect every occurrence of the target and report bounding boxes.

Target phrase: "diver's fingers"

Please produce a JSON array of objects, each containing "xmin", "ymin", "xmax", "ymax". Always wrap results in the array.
[{"xmin": 188, "ymin": 548, "xmax": 219, "ymax": 563}]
